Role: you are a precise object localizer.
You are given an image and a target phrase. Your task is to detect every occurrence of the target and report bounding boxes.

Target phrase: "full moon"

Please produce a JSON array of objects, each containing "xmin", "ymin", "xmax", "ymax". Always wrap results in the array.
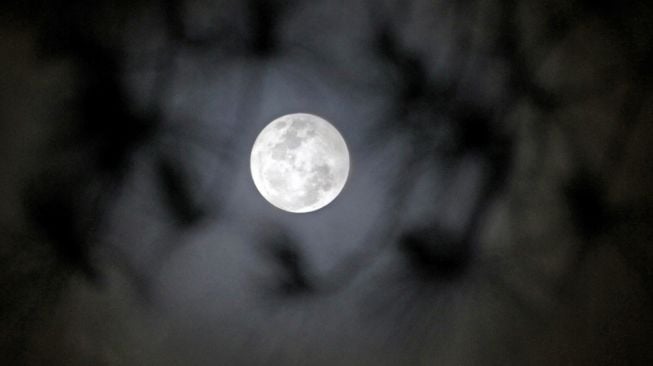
[{"xmin": 250, "ymin": 113, "xmax": 350, "ymax": 213}]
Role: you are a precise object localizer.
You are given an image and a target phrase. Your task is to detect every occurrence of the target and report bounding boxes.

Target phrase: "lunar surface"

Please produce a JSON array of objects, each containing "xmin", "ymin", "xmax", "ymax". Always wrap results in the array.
[{"xmin": 250, "ymin": 113, "xmax": 350, "ymax": 213}]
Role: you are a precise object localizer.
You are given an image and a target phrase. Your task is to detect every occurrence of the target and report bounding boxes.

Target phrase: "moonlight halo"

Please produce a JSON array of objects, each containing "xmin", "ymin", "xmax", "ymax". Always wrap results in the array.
[{"xmin": 250, "ymin": 113, "xmax": 350, "ymax": 213}]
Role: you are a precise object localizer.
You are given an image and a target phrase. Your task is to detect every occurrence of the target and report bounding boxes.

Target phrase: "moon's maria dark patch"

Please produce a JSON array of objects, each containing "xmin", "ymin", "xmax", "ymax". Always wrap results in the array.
[
  {"xmin": 282, "ymin": 128, "xmax": 303, "ymax": 150},
  {"xmin": 310, "ymin": 164, "xmax": 333, "ymax": 192}
]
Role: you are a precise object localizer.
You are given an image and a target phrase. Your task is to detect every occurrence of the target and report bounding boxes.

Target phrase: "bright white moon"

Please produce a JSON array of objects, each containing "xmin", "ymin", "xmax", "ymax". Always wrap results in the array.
[{"xmin": 250, "ymin": 113, "xmax": 350, "ymax": 213}]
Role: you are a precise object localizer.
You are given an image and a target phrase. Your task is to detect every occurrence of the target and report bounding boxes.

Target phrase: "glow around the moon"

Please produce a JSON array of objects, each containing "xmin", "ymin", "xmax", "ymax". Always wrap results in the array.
[{"xmin": 250, "ymin": 113, "xmax": 350, "ymax": 213}]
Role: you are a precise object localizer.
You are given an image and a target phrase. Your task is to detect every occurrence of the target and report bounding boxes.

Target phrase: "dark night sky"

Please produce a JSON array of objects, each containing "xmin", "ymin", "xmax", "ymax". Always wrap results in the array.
[{"xmin": 1, "ymin": 0, "xmax": 653, "ymax": 364}]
